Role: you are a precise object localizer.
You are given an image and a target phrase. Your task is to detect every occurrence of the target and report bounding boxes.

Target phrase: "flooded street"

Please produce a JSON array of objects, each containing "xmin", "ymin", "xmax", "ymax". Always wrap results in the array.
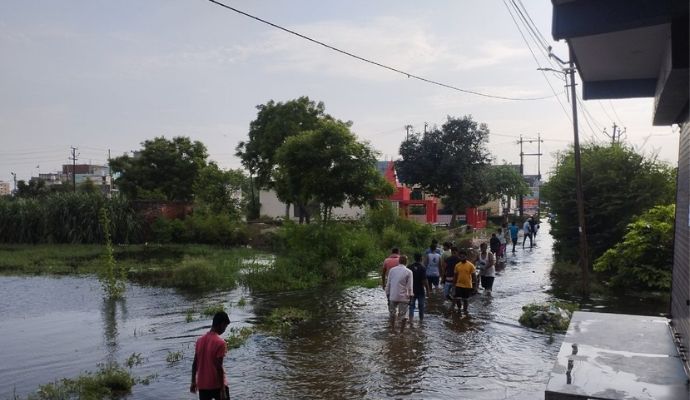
[{"xmin": 0, "ymin": 223, "xmax": 668, "ymax": 399}]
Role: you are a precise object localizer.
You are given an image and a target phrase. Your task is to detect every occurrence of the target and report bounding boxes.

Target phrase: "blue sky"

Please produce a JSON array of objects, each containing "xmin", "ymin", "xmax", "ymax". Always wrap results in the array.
[{"xmin": 0, "ymin": 1, "xmax": 676, "ymax": 186}]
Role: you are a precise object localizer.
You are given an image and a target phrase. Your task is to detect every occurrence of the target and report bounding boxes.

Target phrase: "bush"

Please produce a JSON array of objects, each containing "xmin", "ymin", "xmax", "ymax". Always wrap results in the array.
[
  {"xmin": 29, "ymin": 363, "xmax": 134, "ymax": 400},
  {"xmin": 244, "ymin": 222, "xmax": 384, "ymax": 291},
  {"xmin": 170, "ymin": 257, "xmax": 221, "ymax": 290}
]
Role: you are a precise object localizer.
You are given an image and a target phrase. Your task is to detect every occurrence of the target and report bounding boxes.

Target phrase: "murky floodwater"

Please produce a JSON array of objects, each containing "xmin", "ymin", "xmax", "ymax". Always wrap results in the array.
[{"xmin": 0, "ymin": 223, "xmax": 669, "ymax": 399}]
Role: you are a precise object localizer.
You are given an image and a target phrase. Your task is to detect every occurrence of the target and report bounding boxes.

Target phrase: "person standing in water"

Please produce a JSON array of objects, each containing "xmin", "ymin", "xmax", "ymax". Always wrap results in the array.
[
  {"xmin": 385, "ymin": 255, "xmax": 413, "ymax": 330},
  {"xmin": 477, "ymin": 243, "xmax": 496, "ymax": 295},
  {"xmin": 191, "ymin": 311, "xmax": 230, "ymax": 400},
  {"xmin": 454, "ymin": 250, "xmax": 476, "ymax": 314},
  {"xmin": 509, "ymin": 222, "xmax": 520, "ymax": 253},
  {"xmin": 423, "ymin": 240, "xmax": 442, "ymax": 291},
  {"xmin": 408, "ymin": 253, "xmax": 430, "ymax": 323}
]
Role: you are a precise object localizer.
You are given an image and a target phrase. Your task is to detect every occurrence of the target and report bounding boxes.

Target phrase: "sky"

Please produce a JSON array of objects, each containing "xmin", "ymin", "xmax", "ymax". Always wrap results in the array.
[{"xmin": 0, "ymin": 0, "xmax": 678, "ymax": 187}]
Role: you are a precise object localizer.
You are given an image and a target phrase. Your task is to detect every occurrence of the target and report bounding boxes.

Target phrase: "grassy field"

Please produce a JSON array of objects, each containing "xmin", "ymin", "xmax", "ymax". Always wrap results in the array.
[{"xmin": 0, "ymin": 244, "xmax": 264, "ymax": 291}]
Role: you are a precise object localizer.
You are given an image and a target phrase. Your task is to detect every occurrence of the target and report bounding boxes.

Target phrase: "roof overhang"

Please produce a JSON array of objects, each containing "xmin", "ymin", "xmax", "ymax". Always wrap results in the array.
[{"xmin": 551, "ymin": 0, "xmax": 689, "ymax": 125}]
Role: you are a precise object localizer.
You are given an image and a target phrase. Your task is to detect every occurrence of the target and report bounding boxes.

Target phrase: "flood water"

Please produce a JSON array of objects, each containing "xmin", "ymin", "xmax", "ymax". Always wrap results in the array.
[{"xmin": 0, "ymin": 222, "xmax": 669, "ymax": 399}]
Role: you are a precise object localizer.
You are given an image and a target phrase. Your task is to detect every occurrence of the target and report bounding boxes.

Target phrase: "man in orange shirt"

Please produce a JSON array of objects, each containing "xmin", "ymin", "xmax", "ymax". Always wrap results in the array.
[
  {"xmin": 191, "ymin": 311, "xmax": 230, "ymax": 400},
  {"xmin": 454, "ymin": 249, "xmax": 476, "ymax": 314}
]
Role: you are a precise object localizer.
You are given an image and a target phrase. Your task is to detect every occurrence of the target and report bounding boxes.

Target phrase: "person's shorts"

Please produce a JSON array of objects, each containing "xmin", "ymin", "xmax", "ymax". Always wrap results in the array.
[
  {"xmin": 455, "ymin": 287, "xmax": 473, "ymax": 299},
  {"xmin": 481, "ymin": 276, "xmax": 495, "ymax": 290},
  {"xmin": 427, "ymin": 275, "xmax": 440, "ymax": 287},
  {"xmin": 199, "ymin": 386, "xmax": 229, "ymax": 400}
]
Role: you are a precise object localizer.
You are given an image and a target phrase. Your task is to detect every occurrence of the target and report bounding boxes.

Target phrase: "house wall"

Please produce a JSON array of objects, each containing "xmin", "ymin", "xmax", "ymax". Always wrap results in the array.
[
  {"xmin": 672, "ymin": 104, "xmax": 690, "ymax": 362},
  {"xmin": 258, "ymin": 190, "xmax": 365, "ymax": 220}
]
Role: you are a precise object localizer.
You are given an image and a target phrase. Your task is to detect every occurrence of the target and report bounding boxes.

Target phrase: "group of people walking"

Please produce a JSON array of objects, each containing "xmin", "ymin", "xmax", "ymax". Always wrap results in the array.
[
  {"xmin": 381, "ymin": 217, "xmax": 539, "ymax": 329},
  {"xmin": 381, "ymin": 239, "xmax": 497, "ymax": 329}
]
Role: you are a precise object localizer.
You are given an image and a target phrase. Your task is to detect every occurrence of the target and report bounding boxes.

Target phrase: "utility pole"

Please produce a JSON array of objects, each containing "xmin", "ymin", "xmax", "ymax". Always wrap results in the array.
[
  {"xmin": 107, "ymin": 149, "xmax": 113, "ymax": 197},
  {"xmin": 424, "ymin": 122, "xmax": 428, "ymax": 134},
  {"xmin": 405, "ymin": 125, "xmax": 413, "ymax": 141},
  {"xmin": 544, "ymin": 48, "xmax": 591, "ymax": 298},
  {"xmin": 517, "ymin": 134, "xmax": 543, "ymax": 217},
  {"xmin": 10, "ymin": 172, "xmax": 17, "ymax": 195},
  {"xmin": 69, "ymin": 146, "xmax": 79, "ymax": 192},
  {"xmin": 566, "ymin": 48, "xmax": 590, "ymax": 299},
  {"xmin": 518, "ymin": 135, "xmax": 524, "ymax": 216}
]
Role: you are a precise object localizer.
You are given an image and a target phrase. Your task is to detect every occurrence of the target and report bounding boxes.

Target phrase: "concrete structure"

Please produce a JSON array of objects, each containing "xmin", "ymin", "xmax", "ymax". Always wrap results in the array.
[
  {"xmin": 258, "ymin": 189, "xmax": 365, "ymax": 221},
  {"xmin": 550, "ymin": 0, "xmax": 690, "ymax": 397},
  {"xmin": 545, "ymin": 311, "xmax": 688, "ymax": 400},
  {"xmin": 0, "ymin": 181, "xmax": 10, "ymax": 196}
]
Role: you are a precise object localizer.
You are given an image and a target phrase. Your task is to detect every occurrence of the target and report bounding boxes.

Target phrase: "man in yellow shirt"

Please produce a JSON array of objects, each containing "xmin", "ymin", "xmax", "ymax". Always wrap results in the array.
[{"xmin": 454, "ymin": 249, "xmax": 476, "ymax": 314}]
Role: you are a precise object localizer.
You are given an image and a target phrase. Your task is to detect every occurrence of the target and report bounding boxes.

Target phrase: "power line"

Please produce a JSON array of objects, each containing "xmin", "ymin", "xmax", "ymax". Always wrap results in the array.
[
  {"xmin": 502, "ymin": 0, "xmax": 572, "ymax": 122},
  {"xmin": 609, "ymin": 100, "xmax": 625, "ymax": 126},
  {"xmin": 206, "ymin": 0, "xmax": 559, "ymax": 101},
  {"xmin": 515, "ymin": 0, "xmax": 551, "ymax": 50}
]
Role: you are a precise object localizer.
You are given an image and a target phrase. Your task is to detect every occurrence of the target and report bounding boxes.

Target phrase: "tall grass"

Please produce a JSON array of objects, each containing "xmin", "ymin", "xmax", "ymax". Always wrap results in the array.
[{"xmin": 0, "ymin": 193, "xmax": 142, "ymax": 244}]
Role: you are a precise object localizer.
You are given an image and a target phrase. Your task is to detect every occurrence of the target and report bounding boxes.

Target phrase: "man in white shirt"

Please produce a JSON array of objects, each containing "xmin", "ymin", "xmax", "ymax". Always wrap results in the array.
[{"xmin": 385, "ymin": 255, "xmax": 413, "ymax": 330}]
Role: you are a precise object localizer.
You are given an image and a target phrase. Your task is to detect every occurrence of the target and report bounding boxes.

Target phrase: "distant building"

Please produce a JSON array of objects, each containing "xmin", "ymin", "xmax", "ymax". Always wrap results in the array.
[
  {"xmin": 0, "ymin": 181, "xmax": 10, "ymax": 196},
  {"xmin": 61, "ymin": 164, "xmax": 112, "ymax": 191}
]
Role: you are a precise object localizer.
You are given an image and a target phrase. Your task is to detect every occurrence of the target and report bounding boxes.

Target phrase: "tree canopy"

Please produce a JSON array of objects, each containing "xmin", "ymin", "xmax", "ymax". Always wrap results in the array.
[
  {"xmin": 194, "ymin": 162, "xmax": 247, "ymax": 217},
  {"xmin": 594, "ymin": 204, "xmax": 674, "ymax": 291},
  {"xmin": 396, "ymin": 116, "xmax": 522, "ymax": 221},
  {"xmin": 110, "ymin": 136, "xmax": 208, "ymax": 202},
  {"xmin": 274, "ymin": 119, "xmax": 393, "ymax": 223},
  {"xmin": 235, "ymin": 96, "xmax": 338, "ymax": 188},
  {"xmin": 542, "ymin": 144, "xmax": 675, "ymax": 262}
]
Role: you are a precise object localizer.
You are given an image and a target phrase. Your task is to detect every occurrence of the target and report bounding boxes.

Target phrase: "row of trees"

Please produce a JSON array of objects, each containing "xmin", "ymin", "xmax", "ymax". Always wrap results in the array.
[{"xmin": 237, "ymin": 97, "xmax": 528, "ymax": 224}]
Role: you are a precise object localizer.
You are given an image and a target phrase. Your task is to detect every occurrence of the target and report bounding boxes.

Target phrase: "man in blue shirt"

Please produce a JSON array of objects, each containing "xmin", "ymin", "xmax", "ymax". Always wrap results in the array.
[{"xmin": 509, "ymin": 222, "xmax": 520, "ymax": 253}]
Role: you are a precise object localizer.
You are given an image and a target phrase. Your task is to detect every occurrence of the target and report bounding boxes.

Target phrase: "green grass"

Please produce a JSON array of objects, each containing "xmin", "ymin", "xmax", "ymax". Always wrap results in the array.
[
  {"xmin": 27, "ymin": 363, "xmax": 134, "ymax": 400},
  {"xmin": 259, "ymin": 307, "xmax": 311, "ymax": 336},
  {"xmin": 225, "ymin": 327, "xmax": 255, "ymax": 349},
  {"xmin": 0, "ymin": 244, "xmax": 264, "ymax": 291},
  {"xmin": 345, "ymin": 276, "xmax": 381, "ymax": 289},
  {"xmin": 165, "ymin": 351, "xmax": 183, "ymax": 364},
  {"xmin": 202, "ymin": 304, "xmax": 225, "ymax": 317}
]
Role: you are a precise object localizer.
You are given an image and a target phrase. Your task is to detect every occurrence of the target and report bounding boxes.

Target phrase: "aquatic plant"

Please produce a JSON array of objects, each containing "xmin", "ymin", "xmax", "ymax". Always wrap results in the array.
[
  {"xmin": 165, "ymin": 351, "xmax": 183, "ymax": 364},
  {"xmin": 259, "ymin": 307, "xmax": 311, "ymax": 336},
  {"xmin": 125, "ymin": 352, "xmax": 143, "ymax": 369},
  {"xmin": 225, "ymin": 327, "xmax": 255, "ymax": 349},
  {"xmin": 237, "ymin": 297, "xmax": 247, "ymax": 307},
  {"xmin": 185, "ymin": 309, "xmax": 195, "ymax": 323},
  {"xmin": 170, "ymin": 257, "xmax": 221, "ymax": 291},
  {"xmin": 99, "ymin": 206, "xmax": 126, "ymax": 299},
  {"xmin": 519, "ymin": 302, "xmax": 577, "ymax": 333},
  {"xmin": 202, "ymin": 304, "xmax": 225, "ymax": 316},
  {"xmin": 28, "ymin": 363, "xmax": 134, "ymax": 399}
]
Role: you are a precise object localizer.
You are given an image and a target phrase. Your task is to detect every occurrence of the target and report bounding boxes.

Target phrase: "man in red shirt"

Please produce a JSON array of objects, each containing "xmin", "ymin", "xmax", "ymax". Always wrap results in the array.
[
  {"xmin": 380, "ymin": 248, "xmax": 401, "ymax": 289},
  {"xmin": 191, "ymin": 311, "xmax": 230, "ymax": 400}
]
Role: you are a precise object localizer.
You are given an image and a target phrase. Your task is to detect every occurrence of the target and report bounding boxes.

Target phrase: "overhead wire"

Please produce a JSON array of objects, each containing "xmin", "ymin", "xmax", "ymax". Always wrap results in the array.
[
  {"xmin": 205, "ymin": 0, "xmax": 559, "ymax": 101},
  {"xmin": 502, "ymin": 0, "xmax": 572, "ymax": 122}
]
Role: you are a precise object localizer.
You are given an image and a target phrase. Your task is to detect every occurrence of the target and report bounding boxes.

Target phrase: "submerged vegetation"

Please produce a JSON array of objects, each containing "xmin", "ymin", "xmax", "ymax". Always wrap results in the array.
[
  {"xmin": 519, "ymin": 301, "xmax": 578, "ymax": 334},
  {"xmin": 259, "ymin": 307, "xmax": 311, "ymax": 336},
  {"xmin": 26, "ymin": 364, "xmax": 134, "ymax": 400},
  {"xmin": 0, "ymin": 244, "xmax": 261, "ymax": 291}
]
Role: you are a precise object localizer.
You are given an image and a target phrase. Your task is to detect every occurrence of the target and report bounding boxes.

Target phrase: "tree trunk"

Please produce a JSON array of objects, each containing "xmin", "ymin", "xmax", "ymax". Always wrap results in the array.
[
  {"xmin": 285, "ymin": 202, "xmax": 290, "ymax": 219},
  {"xmin": 450, "ymin": 207, "xmax": 457, "ymax": 226}
]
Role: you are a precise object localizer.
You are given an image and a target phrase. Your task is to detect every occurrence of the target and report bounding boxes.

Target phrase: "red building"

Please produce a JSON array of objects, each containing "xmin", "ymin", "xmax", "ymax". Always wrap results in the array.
[{"xmin": 378, "ymin": 161, "xmax": 438, "ymax": 223}]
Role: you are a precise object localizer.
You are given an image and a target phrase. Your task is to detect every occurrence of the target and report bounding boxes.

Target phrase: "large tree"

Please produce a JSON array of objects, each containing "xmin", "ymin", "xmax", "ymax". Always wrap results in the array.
[
  {"xmin": 396, "ymin": 115, "xmax": 493, "ymax": 223},
  {"xmin": 110, "ymin": 136, "xmax": 208, "ymax": 201},
  {"xmin": 236, "ymin": 96, "xmax": 338, "ymax": 188},
  {"xmin": 274, "ymin": 119, "xmax": 393, "ymax": 223},
  {"xmin": 542, "ymin": 144, "xmax": 675, "ymax": 262}
]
